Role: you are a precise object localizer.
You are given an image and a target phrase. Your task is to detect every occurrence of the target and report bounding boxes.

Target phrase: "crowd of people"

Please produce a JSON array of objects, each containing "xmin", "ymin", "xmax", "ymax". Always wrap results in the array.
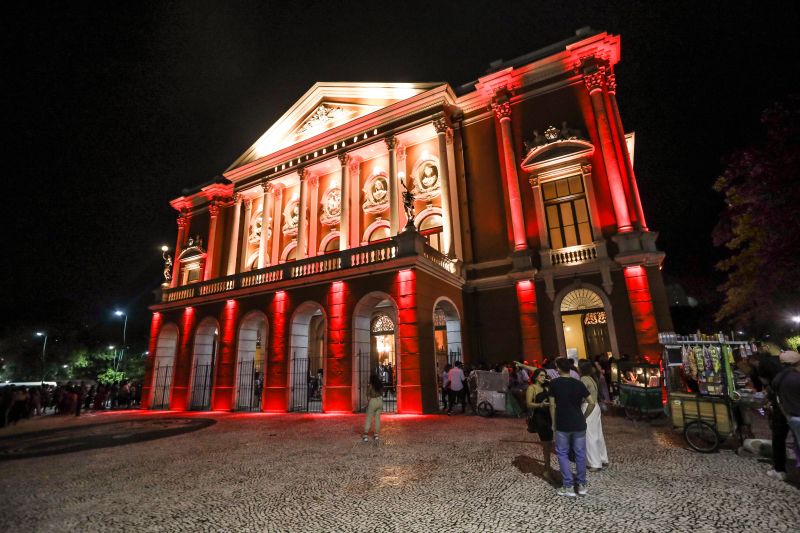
[{"xmin": 0, "ymin": 381, "xmax": 142, "ymax": 428}]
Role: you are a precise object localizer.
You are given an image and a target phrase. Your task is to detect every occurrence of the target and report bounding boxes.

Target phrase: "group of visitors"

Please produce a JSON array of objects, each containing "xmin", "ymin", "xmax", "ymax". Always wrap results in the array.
[
  {"xmin": 517, "ymin": 357, "xmax": 609, "ymax": 496},
  {"xmin": 0, "ymin": 381, "xmax": 141, "ymax": 428}
]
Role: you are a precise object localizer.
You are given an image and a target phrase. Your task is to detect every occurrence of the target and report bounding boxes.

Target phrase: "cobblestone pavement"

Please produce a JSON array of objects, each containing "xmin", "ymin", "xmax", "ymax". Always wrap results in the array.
[{"xmin": 1, "ymin": 410, "xmax": 798, "ymax": 532}]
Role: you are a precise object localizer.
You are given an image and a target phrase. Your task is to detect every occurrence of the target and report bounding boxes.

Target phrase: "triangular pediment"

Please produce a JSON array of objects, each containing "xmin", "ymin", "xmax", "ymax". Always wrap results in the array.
[{"xmin": 229, "ymin": 82, "xmax": 441, "ymax": 170}]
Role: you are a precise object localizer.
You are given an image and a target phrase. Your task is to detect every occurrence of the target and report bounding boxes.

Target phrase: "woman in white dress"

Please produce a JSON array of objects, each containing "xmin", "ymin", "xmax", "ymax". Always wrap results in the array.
[{"xmin": 579, "ymin": 360, "xmax": 609, "ymax": 471}]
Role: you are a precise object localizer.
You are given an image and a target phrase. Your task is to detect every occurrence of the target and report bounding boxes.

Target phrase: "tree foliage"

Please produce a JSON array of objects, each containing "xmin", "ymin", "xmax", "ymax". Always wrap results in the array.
[{"xmin": 713, "ymin": 96, "xmax": 800, "ymax": 330}]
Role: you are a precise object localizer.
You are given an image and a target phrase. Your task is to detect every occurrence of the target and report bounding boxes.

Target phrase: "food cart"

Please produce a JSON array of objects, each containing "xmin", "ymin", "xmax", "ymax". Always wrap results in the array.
[
  {"xmin": 659, "ymin": 332, "xmax": 759, "ymax": 452},
  {"xmin": 617, "ymin": 362, "xmax": 663, "ymax": 420}
]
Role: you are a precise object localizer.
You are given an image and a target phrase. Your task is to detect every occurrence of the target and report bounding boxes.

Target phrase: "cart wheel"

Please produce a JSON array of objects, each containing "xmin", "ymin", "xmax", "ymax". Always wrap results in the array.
[
  {"xmin": 684, "ymin": 421, "xmax": 719, "ymax": 453},
  {"xmin": 477, "ymin": 401, "xmax": 494, "ymax": 418}
]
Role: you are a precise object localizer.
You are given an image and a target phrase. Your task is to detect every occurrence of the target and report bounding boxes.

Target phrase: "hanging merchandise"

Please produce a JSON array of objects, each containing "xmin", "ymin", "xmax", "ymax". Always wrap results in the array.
[
  {"xmin": 686, "ymin": 346, "xmax": 698, "ymax": 380},
  {"xmin": 710, "ymin": 346, "xmax": 721, "ymax": 374}
]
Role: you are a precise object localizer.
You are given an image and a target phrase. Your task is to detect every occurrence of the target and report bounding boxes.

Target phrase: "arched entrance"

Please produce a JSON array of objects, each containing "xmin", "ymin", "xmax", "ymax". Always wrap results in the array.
[
  {"xmin": 353, "ymin": 292, "xmax": 399, "ymax": 413},
  {"xmin": 150, "ymin": 323, "xmax": 179, "ymax": 410},
  {"xmin": 433, "ymin": 298, "xmax": 462, "ymax": 409},
  {"xmin": 288, "ymin": 302, "xmax": 326, "ymax": 412},
  {"xmin": 554, "ymin": 285, "xmax": 619, "ymax": 362},
  {"xmin": 235, "ymin": 311, "xmax": 269, "ymax": 411},
  {"xmin": 189, "ymin": 317, "xmax": 219, "ymax": 410}
]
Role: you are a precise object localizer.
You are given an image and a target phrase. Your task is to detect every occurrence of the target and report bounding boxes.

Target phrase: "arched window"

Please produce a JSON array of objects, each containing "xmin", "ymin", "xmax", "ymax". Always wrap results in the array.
[
  {"xmin": 324, "ymin": 238, "xmax": 340, "ymax": 253},
  {"xmin": 368, "ymin": 225, "xmax": 390, "ymax": 243},
  {"xmin": 419, "ymin": 214, "xmax": 443, "ymax": 253}
]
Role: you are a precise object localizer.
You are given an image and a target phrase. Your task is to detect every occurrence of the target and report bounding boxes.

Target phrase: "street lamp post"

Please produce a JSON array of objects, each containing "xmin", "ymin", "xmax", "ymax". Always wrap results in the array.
[
  {"xmin": 35, "ymin": 332, "xmax": 48, "ymax": 383},
  {"xmin": 114, "ymin": 310, "xmax": 128, "ymax": 371}
]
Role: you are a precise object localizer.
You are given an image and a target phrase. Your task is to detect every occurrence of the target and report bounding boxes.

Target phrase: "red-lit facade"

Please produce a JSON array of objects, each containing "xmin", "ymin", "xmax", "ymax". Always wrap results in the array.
[{"xmin": 143, "ymin": 30, "xmax": 673, "ymax": 414}]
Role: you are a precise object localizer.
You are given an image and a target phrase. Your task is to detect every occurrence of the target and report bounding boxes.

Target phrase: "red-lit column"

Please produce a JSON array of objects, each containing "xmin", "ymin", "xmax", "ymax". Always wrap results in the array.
[
  {"xmin": 203, "ymin": 201, "xmax": 221, "ymax": 281},
  {"xmin": 258, "ymin": 181, "xmax": 272, "ymax": 268},
  {"xmin": 394, "ymin": 269, "xmax": 422, "ymax": 413},
  {"xmin": 170, "ymin": 213, "xmax": 190, "ymax": 288},
  {"xmin": 240, "ymin": 199, "xmax": 252, "ymax": 271},
  {"xmin": 263, "ymin": 291, "xmax": 289, "ymax": 411},
  {"xmin": 491, "ymin": 100, "xmax": 528, "ymax": 251},
  {"xmin": 226, "ymin": 194, "xmax": 242, "ymax": 275},
  {"xmin": 434, "ymin": 118, "xmax": 455, "ymax": 257},
  {"xmin": 516, "ymin": 280, "xmax": 543, "ymax": 364},
  {"xmin": 212, "ymin": 299, "xmax": 238, "ymax": 410},
  {"xmin": 325, "ymin": 281, "xmax": 352, "ymax": 412},
  {"xmin": 140, "ymin": 311, "xmax": 163, "ymax": 409},
  {"xmin": 169, "ymin": 307, "xmax": 196, "ymax": 410},
  {"xmin": 623, "ymin": 266, "xmax": 661, "ymax": 361},
  {"xmin": 605, "ymin": 72, "xmax": 647, "ymax": 230},
  {"xmin": 385, "ymin": 136, "xmax": 400, "ymax": 235},
  {"xmin": 583, "ymin": 67, "xmax": 633, "ymax": 233},
  {"xmin": 348, "ymin": 157, "xmax": 361, "ymax": 246},
  {"xmin": 338, "ymin": 153, "xmax": 350, "ymax": 251}
]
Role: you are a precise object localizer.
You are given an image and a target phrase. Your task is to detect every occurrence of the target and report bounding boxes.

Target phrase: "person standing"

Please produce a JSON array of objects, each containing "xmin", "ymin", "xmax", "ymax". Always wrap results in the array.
[
  {"xmin": 549, "ymin": 357, "xmax": 593, "ymax": 497},
  {"xmin": 525, "ymin": 368, "xmax": 555, "ymax": 480},
  {"xmin": 579, "ymin": 360, "xmax": 609, "ymax": 471},
  {"xmin": 447, "ymin": 361, "xmax": 466, "ymax": 415},
  {"xmin": 774, "ymin": 350, "xmax": 800, "ymax": 469},
  {"xmin": 363, "ymin": 373, "xmax": 384, "ymax": 442},
  {"xmin": 440, "ymin": 363, "xmax": 452, "ymax": 412}
]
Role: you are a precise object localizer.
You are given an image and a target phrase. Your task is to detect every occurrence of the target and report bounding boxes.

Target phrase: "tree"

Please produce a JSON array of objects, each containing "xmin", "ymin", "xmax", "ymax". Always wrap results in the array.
[{"xmin": 713, "ymin": 96, "xmax": 800, "ymax": 332}]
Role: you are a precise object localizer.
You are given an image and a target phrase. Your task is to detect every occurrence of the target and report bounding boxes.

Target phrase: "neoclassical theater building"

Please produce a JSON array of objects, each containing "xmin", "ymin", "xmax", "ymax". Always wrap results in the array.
[{"xmin": 142, "ymin": 29, "xmax": 673, "ymax": 414}]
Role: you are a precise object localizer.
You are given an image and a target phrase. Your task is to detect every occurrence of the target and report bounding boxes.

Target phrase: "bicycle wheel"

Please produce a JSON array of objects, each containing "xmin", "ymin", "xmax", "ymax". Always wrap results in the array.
[
  {"xmin": 476, "ymin": 401, "xmax": 494, "ymax": 418},
  {"xmin": 684, "ymin": 421, "xmax": 719, "ymax": 453}
]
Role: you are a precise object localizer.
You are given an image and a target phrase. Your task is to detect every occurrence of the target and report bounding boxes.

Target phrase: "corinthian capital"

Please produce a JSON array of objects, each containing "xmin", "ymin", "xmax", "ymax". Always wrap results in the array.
[
  {"xmin": 491, "ymin": 101, "xmax": 512, "ymax": 121},
  {"xmin": 384, "ymin": 135, "xmax": 397, "ymax": 151},
  {"xmin": 260, "ymin": 179, "xmax": 272, "ymax": 194},
  {"xmin": 433, "ymin": 117, "xmax": 449, "ymax": 133},
  {"xmin": 307, "ymin": 173, "xmax": 319, "ymax": 188},
  {"xmin": 208, "ymin": 201, "xmax": 220, "ymax": 217},
  {"xmin": 337, "ymin": 152, "xmax": 350, "ymax": 166},
  {"xmin": 606, "ymin": 72, "xmax": 617, "ymax": 94},
  {"xmin": 583, "ymin": 68, "xmax": 607, "ymax": 94}
]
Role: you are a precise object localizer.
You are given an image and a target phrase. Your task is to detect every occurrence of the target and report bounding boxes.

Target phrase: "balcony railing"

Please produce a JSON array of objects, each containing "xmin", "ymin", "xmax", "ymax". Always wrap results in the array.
[
  {"xmin": 550, "ymin": 242, "xmax": 599, "ymax": 266},
  {"xmin": 160, "ymin": 239, "xmax": 426, "ymax": 303}
]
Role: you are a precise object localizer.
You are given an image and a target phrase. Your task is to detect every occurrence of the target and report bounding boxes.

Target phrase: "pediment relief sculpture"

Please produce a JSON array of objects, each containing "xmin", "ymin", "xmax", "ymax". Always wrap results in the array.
[
  {"xmin": 411, "ymin": 157, "xmax": 441, "ymax": 202},
  {"xmin": 362, "ymin": 172, "xmax": 390, "ymax": 214},
  {"xmin": 282, "ymin": 200, "xmax": 300, "ymax": 236}
]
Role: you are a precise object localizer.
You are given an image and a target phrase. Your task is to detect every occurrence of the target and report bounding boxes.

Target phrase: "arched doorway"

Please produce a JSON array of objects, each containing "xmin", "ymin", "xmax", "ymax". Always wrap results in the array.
[
  {"xmin": 189, "ymin": 317, "xmax": 219, "ymax": 410},
  {"xmin": 288, "ymin": 302, "xmax": 326, "ymax": 412},
  {"xmin": 235, "ymin": 311, "xmax": 269, "ymax": 411},
  {"xmin": 151, "ymin": 323, "xmax": 179, "ymax": 410},
  {"xmin": 554, "ymin": 285, "xmax": 619, "ymax": 362},
  {"xmin": 433, "ymin": 298, "xmax": 462, "ymax": 409},
  {"xmin": 353, "ymin": 292, "xmax": 399, "ymax": 413}
]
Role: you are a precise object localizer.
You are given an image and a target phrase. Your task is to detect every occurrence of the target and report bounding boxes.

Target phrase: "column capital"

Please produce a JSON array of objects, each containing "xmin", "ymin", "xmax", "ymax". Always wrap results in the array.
[
  {"xmin": 337, "ymin": 152, "xmax": 350, "ymax": 166},
  {"xmin": 177, "ymin": 214, "xmax": 189, "ymax": 228},
  {"xmin": 271, "ymin": 182, "xmax": 284, "ymax": 197},
  {"xmin": 208, "ymin": 201, "xmax": 221, "ymax": 218},
  {"xmin": 491, "ymin": 101, "xmax": 512, "ymax": 121},
  {"xmin": 384, "ymin": 135, "xmax": 398, "ymax": 150},
  {"xmin": 606, "ymin": 72, "xmax": 617, "ymax": 94},
  {"xmin": 297, "ymin": 166, "xmax": 308, "ymax": 180},
  {"xmin": 348, "ymin": 155, "xmax": 361, "ymax": 175},
  {"xmin": 233, "ymin": 192, "xmax": 242, "ymax": 204},
  {"xmin": 307, "ymin": 173, "xmax": 319, "ymax": 188},
  {"xmin": 433, "ymin": 117, "xmax": 450, "ymax": 134},
  {"xmin": 583, "ymin": 67, "xmax": 607, "ymax": 94},
  {"xmin": 260, "ymin": 179, "xmax": 272, "ymax": 193}
]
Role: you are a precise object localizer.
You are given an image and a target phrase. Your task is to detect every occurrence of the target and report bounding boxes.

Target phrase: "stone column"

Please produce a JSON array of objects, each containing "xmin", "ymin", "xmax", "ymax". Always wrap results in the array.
[
  {"xmin": 348, "ymin": 157, "xmax": 361, "ymax": 247},
  {"xmin": 297, "ymin": 168, "xmax": 308, "ymax": 259},
  {"xmin": 396, "ymin": 144, "xmax": 408, "ymax": 230},
  {"xmin": 529, "ymin": 177, "xmax": 549, "ymax": 250},
  {"xmin": 491, "ymin": 100, "xmax": 528, "ymax": 251},
  {"xmin": 270, "ymin": 185, "xmax": 284, "ymax": 265},
  {"xmin": 258, "ymin": 180, "xmax": 272, "ymax": 268},
  {"xmin": 583, "ymin": 66, "xmax": 633, "ymax": 233},
  {"xmin": 203, "ymin": 200, "xmax": 220, "ymax": 281},
  {"xmin": 444, "ymin": 128, "xmax": 463, "ymax": 260},
  {"xmin": 434, "ymin": 118, "xmax": 455, "ymax": 257},
  {"xmin": 240, "ymin": 199, "xmax": 252, "ymax": 271},
  {"xmin": 307, "ymin": 174, "xmax": 320, "ymax": 257},
  {"xmin": 338, "ymin": 153, "xmax": 350, "ymax": 251},
  {"xmin": 226, "ymin": 194, "xmax": 242, "ymax": 275},
  {"xmin": 606, "ymin": 71, "xmax": 647, "ymax": 230},
  {"xmin": 385, "ymin": 136, "xmax": 399, "ymax": 235},
  {"xmin": 170, "ymin": 212, "xmax": 189, "ymax": 288}
]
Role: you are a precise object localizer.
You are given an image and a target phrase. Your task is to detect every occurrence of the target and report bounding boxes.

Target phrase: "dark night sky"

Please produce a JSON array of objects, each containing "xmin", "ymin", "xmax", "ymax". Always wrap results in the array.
[{"xmin": 4, "ymin": 1, "xmax": 799, "ymax": 347}]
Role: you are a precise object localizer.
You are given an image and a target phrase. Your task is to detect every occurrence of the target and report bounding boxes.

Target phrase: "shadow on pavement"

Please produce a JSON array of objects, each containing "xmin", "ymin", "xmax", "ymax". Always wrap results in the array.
[
  {"xmin": 512, "ymin": 454, "xmax": 562, "ymax": 487},
  {"xmin": 0, "ymin": 418, "xmax": 216, "ymax": 461}
]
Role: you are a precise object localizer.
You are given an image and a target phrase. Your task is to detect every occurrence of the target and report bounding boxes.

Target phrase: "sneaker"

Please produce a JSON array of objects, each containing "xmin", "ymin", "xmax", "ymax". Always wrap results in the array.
[
  {"xmin": 577, "ymin": 484, "xmax": 588, "ymax": 496},
  {"xmin": 557, "ymin": 486, "xmax": 577, "ymax": 497},
  {"xmin": 588, "ymin": 467, "xmax": 602, "ymax": 472},
  {"xmin": 362, "ymin": 435, "xmax": 369, "ymax": 442},
  {"xmin": 766, "ymin": 469, "xmax": 787, "ymax": 481},
  {"xmin": 373, "ymin": 435, "xmax": 380, "ymax": 442}
]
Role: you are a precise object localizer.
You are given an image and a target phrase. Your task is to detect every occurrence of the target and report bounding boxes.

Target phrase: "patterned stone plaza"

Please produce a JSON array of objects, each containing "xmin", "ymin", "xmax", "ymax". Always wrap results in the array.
[{"xmin": 1, "ymin": 410, "xmax": 798, "ymax": 532}]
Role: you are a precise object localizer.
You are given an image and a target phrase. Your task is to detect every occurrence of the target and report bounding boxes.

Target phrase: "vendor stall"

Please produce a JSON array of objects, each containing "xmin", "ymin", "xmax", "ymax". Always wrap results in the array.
[
  {"xmin": 617, "ymin": 362, "xmax": 663, "ymax": 419},
  {"xmin": 659, "ymin": 332, "xmax": 761, "ymax": 452}
]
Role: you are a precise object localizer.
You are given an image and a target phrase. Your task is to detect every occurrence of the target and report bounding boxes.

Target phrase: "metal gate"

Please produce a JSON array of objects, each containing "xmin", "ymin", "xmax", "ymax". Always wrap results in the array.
[
  {"xmin": 289, "ymin": 355, "xmax": 322, "ymax": 412},
  {"xmin": 190, "ymin": 363, "xmax": 213, "ymax": 410},
  {"xmin": 236, "ymin": 359, "xmax": 264, "ymax": 411},
  {"xmin": 448, "ymin": 348, "xmax": 461, "ymax": 367},
  {"xmin": 151, "ymin": 363, "xmax": 173, "ymax": 410},
  {"xmin": 357, "ymin": 349, "xmax": 397, "ymax": 413}
]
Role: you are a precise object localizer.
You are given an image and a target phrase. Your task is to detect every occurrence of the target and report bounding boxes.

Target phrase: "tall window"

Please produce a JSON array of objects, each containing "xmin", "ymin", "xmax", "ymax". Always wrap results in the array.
[
  {"xmin": 419, "ymin": 214, "xmax": 444, "ymax": 253},
  {"xmin": 543, "ymin": 175, "xmax": 592, "ymax": 249}
]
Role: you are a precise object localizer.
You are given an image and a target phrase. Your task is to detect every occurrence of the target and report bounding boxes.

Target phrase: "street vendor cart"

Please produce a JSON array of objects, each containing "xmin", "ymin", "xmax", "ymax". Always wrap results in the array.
[
  {"xmin": 659, "ymin": 332, "xmax": 761, "ymax": 452},
  {"xmin": 617, "ymin": 362, "xmax": 663, "ymax": 420}
]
